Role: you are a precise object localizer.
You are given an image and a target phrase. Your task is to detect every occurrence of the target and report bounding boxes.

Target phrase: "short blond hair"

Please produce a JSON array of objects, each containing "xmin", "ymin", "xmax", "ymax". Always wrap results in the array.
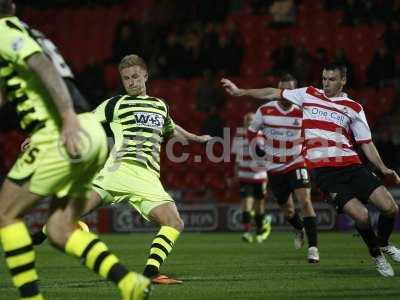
[{"xmin": 118, "ymin": 54, "xmax": 148, "ymax": 72}]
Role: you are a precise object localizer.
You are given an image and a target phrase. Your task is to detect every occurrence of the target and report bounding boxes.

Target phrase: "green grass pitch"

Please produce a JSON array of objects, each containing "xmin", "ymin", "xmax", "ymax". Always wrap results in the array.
[{"xmin": 1, "ymin": 232, "xmax": 400, "ymax": 299}]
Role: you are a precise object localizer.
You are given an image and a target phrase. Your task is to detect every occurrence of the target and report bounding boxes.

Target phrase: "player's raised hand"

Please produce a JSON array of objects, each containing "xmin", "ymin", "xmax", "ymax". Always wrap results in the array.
[
  {"xmin": 381, "ymin": 168, "xmax": 400, "ymax": 185},
  {"xmin": 221, "ymin": 78, "xmax": 243, "ymax": 96},
  {"xmin": 61, "ymin": 111, "xmax": 83, "ymax": 158}
]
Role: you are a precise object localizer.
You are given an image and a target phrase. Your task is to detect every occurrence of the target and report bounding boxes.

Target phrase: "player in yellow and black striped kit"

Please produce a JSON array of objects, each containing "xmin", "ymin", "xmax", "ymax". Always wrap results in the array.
[{"xmin": 0, "ymin": 1, "xmax": 150, "ymax": 299}]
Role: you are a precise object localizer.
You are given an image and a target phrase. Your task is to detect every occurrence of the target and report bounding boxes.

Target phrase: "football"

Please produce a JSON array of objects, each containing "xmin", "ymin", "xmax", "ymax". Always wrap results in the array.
[{"xmin": 77, "ymin": 221, "xmax": 90, "ymax": 232}]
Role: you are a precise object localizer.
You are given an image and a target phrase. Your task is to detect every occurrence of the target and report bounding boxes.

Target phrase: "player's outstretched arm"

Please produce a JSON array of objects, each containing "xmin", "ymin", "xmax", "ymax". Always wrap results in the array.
[
  {"xmin": 174, "ymin": 124, "xmax": 213, "ymax": 143},
  {"xmin": 27, "ymin": 52, "xmax": 81, "ymax": 156},
  {"xmin": 360, "ymin": 141, "xmax": 400, "ymax": 184},
  {"xmin": 221, "ymin": 78, "xmax": 281, "ymax": 99}
]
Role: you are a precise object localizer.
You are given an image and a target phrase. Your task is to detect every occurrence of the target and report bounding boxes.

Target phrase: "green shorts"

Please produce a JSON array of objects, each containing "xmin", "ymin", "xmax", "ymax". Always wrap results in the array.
[
  {"xmin": 92, "ymin": 162, "xmax": 173, "ymax": 219},
  {"xmin": 7, "ymin": 113, "xmax": 108, "ymax": 199}
]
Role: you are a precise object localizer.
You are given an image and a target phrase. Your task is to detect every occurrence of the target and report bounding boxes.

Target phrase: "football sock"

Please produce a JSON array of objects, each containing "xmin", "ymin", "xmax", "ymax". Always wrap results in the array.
[
  {"xmin": 303, "ymin": 216, "xmax": 318, "ymax": 247},
  {"xmin": 287, "ymin": 212, "xmax": 304, "ymax": 231},
  {"xmin": 143, "ymin": 226, "xmax": 180, "ymax": 278},
  {"xmin": 65, "ymin": 229, "xmax": 134, "ymax": 287},
  {"xmin": 242, "ymin": 211, "xmax": 252, "ymax": 232},
  {"xmin": 31, "ymin": 230, "xmax": 47, "ymax": 246},
  {"xmin": 355, "ymin": 224, "xmax": 381, "ymax": 257},
  {"xmin": 377, "ymin": 214, "xmax": 395, "ymax": 247},
  {"xmin": 0, "ymin": 222, "xmax": 44, "ymax": 300},
  {"xmin": 255, "ymin": 213, "xmax": 265, "ymax": 234}
]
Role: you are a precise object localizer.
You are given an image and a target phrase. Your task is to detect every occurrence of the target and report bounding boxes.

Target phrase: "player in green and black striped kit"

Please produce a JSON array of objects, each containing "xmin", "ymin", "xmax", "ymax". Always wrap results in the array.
[
  {"xmin": 92, "ymin": 55, "xmax": 212, "ymax": 284},
  {"xmin": 0, "ymin": 1, "xmax": 150, "ymax": 299},
  {"xmin": 93, "ymin": 55, "xmax": 213, "ymax": 284}
]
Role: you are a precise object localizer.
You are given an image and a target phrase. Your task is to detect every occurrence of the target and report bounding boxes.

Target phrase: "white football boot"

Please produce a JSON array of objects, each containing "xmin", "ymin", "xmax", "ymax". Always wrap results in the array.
[
  {"xmin": 381, "ymin": 245, "xmax": 400, "ymax": 262},
  {"xmin": 307, "ymin": 246, "xmax": 320, "ymax": 263},
  {"xmin": 372, "ymin": 255, "xmax": 394, "ymax": 277}
]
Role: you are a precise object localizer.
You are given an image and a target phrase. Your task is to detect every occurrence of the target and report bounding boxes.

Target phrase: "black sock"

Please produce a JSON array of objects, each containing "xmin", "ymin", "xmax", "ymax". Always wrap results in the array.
[
  {"xmin": 377, "ymin": 214, "xmax": 395, "ymax": 247},
  {"xmin": 287, "ymin": 212, "xmax": 304, "ymax": 231},
  {"xmin": 143, "ymin": 265, "xmax": 159, "ymax": 278},
  {"xmin": 255, "ymin": 213, "xmax": 265, "ymax": 234},
  {"xmin": 242, "ymin": 211, "xmax": 251, "ymax": 224},
  {"xmin": 303, "ymin": 216, "xmax": 318, "ymax": 247},
  {"xmin": 356, "ymin": 224, "xmax": 381, "ymax": 257},
  {"xmin": 31, "ymin": 230, "xmax": 48, "ymax": 246}
]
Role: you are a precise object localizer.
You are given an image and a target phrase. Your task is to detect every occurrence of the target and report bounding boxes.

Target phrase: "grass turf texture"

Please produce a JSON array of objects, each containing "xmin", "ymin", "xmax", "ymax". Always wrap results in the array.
[{"xmin": 1, "ymin": 232, "xmax": 399, "ymax": 300}]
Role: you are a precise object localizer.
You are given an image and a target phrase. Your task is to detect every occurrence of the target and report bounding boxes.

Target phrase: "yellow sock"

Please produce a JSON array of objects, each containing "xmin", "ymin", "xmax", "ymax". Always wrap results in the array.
[
  {"xmin": 144, "ymin": 226, "xmax": 180, "ymax": 277},
  {"xmin": 0, "ymin": 221, "xmax": 43, "ymax": 299},
  {"xmin": 65, "ymin": 229, "xmax": 130, "ymax": 286}
]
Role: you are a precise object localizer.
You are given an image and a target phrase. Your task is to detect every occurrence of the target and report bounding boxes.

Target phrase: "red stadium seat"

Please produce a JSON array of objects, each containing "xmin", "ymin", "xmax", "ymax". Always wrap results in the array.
[{"xmin": 104, "ymin": 64, "xmax": 121, "ymax": 90}]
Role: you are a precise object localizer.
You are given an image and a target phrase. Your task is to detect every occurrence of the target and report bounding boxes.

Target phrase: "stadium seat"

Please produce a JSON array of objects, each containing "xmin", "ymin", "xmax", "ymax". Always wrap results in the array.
[{"xmin": 104, "ymin": 64, "xmax": 121, "ymax": 91}]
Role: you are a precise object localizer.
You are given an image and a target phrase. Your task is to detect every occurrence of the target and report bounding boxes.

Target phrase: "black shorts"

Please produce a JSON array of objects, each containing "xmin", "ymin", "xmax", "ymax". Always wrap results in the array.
[
  {"xmin": 269, "ymin": 168, "xmax": 311, "ymax": 204},
  {"xmin": 239, "ymin": 182, "xmax": 266, "ymax": 200},
  {"xmin": 311, "ymin": 164, "xmax": 382, "ymax": 213}
]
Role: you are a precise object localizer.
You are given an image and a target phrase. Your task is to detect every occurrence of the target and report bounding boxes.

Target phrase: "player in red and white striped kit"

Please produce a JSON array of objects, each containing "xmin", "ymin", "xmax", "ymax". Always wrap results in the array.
[
  {"xmin": 232, "ymin": 113, "xmax": 271, "ymax": 243},
  {"xmin": 236, "ymin": 74, "xmax": 319, "ymax": 263},
  {"xmin": 221, "ymin": 63, "xmax": 400, "ymax": 277}
]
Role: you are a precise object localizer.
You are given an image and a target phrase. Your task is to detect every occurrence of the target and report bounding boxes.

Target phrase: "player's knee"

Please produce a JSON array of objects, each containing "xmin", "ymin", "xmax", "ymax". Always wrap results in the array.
[
  {"xmin": 300, "ymin": 199, "xmax": 310, "ymax": 209},
  {"xmin": 300, "ymin": 199, "xmax": 315, "ymax": 216},
  {"xmin": 355, "ymin": 211, "xmax": 370, "ymax": 228},
  {"xmin": 386, "ymin": 202, "xmax": 399, "ymax": 218},
  {"xmin": 393, "ymin": 203, "xmax": 399, "ymax": 216},
  {"xmin": 163, "ymin": 215, "xmax": 184, "ymax": 232},
  {"xmin": 46, "ymin": 218, "xmax": 75, "ymax": 248},
  {"xmin": 378, "ymin": 192, "xmax": 399, "ymax": 217},
  {"xmin": 170, "ymin": 217, "xmax": 184, "ymax": 232},
  {"xmin": 284, "ymin": 209, "xmax": 294, "ymax": 219},
  {"xmin": 281, "ymin": 204, "xmax": 294, "ymax": 218},
  {"xmin": 0, "ymin": 212, "xmax": 7, "ymax": 227},
  {"xmin": 0, "ymin": 210, "xmax": 14, "ymax": 227}
]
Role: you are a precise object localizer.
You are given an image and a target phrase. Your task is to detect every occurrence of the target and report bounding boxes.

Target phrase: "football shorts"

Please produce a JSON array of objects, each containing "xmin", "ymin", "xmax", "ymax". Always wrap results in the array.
[
  {"xmin": 311, "ymin": 164, "xmax": 382, "ymax": 213},
  {"xmin": 92, "ymin": 161, "xmax": 174, "ymax": 220},
  {"xmin": 239, "ymin": 181, "xmax": 267, "ymax": 200},
  {"xmin": 7, "ymin": 113, "xmax": 107, "ymax": 199},
  {"xmin": 268, "ymin": 168, "xmax": 311, "ymax": 204}
]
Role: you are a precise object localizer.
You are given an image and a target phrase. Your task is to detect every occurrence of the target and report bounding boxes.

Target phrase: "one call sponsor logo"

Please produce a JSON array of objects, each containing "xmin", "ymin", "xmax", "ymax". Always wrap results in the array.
[
  {"xmin": 308, "ymin": 107, "xmax": 348, "ymax": 127},
  {"xmin": 264, "ymin": 127, "xmax": 297, "ymax": 139}
]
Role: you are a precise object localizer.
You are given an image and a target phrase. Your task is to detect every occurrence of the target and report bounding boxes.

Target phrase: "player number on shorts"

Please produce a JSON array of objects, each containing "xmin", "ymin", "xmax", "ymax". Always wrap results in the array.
[
  {"xmin": 24, "ymin": 147, "xmax": 39, "ymax": 164},
  {"xmin": 296, "ymin": 168, "xmax": 309, "ymax": 182}
]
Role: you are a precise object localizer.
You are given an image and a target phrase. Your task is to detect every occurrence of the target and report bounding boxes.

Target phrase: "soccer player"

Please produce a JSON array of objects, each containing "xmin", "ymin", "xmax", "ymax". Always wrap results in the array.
[
  {"xmin": 221, "ymin": 63, "xmax": 400, "ymax": 276},
  {"xmin": 244, "ymin": 74, "xmax": 319, "ymax": 263},
  {"xmin": 232, "ymin": 113, "xmax": 271, "ymax": 243},
  {"xmin": 23, "ymin": 17, "xmax": 92, "ymax": 237},
  {"xmin": 0, "ymin": 1, "xmax": 150, "ymax": 299},
  {"xmin": 92, "ymin": 54, "xmax": 212, "ymax": 284}
]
